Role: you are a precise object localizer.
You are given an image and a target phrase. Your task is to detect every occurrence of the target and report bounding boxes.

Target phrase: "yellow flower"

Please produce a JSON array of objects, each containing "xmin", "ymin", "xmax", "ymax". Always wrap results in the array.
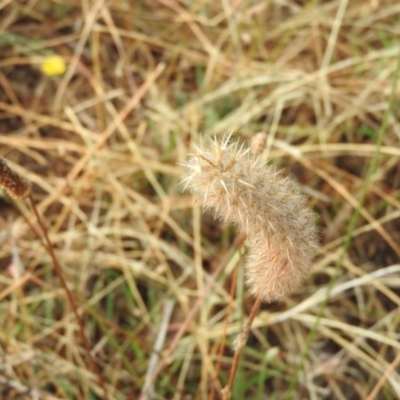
[{"xmin": 41, "ymin": 55, "xmax": 66, "ymax": 76}]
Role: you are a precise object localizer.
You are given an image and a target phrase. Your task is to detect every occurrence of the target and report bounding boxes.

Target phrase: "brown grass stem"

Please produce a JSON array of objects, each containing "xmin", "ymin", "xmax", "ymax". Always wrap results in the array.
[
  {"xmin": 209, "ymin": 259, "xmax": 239, "ymax": 400},
  {"xmin": 221, "ymin": 296, "xmax": 263, "ymax": 399},
  {"xmin": 28, "ymin": 195, "xmax": 109, "ymax": 400}
]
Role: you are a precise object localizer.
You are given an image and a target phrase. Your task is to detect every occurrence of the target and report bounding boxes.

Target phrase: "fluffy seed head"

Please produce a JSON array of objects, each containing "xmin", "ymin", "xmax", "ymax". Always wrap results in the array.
[
  {"xmin": 182, "ymin": 134, "xmax": 319, "ymax": 302},
  {"xmin": 0, "ymin": 157, "xmax": 31, "ymax": 200}
]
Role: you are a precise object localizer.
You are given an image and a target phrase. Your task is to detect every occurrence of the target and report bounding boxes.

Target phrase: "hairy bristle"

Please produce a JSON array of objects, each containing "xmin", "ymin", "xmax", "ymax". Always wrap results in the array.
[
  {"xmin": 0, "ymin": 157, "xmax": 31, "ymax": 199},
  {"xmin": 182, "ymin": 135, "xmax": 319, "ymax": 302}
]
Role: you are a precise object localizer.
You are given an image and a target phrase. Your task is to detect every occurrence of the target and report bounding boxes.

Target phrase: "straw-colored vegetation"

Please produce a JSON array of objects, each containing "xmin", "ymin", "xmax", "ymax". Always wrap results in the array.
[{"xmin": 0, "ymin": 1, "xmax": 399, "ymax": 399}]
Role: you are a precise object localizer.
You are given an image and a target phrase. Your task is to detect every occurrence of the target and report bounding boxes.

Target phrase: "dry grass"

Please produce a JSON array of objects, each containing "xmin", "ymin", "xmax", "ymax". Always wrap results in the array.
[{"xmin": 0, "ymin": 1, "xmax": 400, "ymax": 399}]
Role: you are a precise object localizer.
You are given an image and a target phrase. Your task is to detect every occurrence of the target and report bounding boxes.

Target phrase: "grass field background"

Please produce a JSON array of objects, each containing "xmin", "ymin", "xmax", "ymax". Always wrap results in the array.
[{"xmin": 1, "ymin": 1, "xmax": 400, "ymax": 399}]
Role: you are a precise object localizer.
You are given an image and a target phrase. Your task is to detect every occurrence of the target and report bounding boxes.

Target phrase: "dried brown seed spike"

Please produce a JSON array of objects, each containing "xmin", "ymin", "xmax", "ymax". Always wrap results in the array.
[{"xmin": 0, "ymin": 157, "xmax": 31, "ymax": 199}]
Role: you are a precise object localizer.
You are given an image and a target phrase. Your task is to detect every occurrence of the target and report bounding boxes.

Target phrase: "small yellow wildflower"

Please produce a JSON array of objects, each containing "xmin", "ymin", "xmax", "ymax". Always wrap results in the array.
[{"xmin": 41, "ymin": 55, "xmax": 66, "ymax": 76}]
